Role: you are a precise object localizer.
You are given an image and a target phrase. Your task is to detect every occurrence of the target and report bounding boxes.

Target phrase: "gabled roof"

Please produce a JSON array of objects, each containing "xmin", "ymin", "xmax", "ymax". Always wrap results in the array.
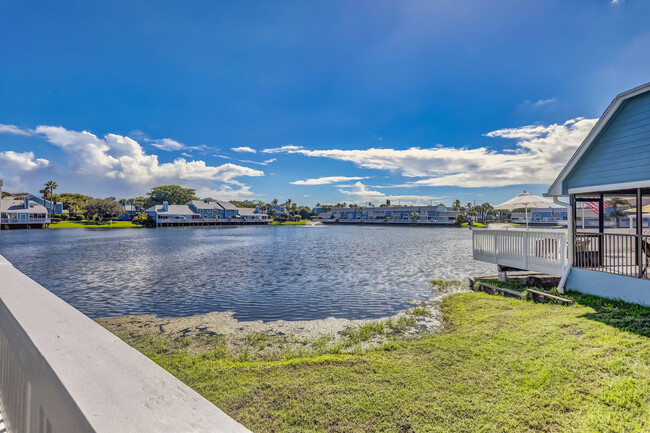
[
  {"xmin": 547, "ymin": 81, "xmax": 650, "ymax": 196},
  {"xmin": 146, "ymin": 204, "xmax": 199, "ymax": 215},
  {"xmin": 236, "ymin": 207, "xmax": 260, "ymax": 216},
  {"xmin": 216, "ymin": 201, "xmax": 238, "ymax": 210},
  {"xmin": 1, "ymin": 198, "xmax": 49, "ymax": 214},
  {"xmin": 188, "ymin": 200, "xmax": 221, "ymax": 210}
]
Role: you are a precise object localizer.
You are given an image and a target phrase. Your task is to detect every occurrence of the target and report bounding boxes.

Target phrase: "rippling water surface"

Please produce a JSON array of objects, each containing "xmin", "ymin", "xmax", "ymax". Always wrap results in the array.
[{"xmin": 0, "ymin": 225, "xmax": 494, "ymax": 320}]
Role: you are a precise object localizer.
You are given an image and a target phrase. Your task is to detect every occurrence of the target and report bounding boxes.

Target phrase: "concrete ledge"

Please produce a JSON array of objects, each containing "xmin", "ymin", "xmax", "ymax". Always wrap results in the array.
[
  {"xmin": 567, "ymin": 268, "xmax": 650, "ymax": 306},
  {"xmin": 0, "ymin": 254, "xmax": 251, "ymax": 433}
]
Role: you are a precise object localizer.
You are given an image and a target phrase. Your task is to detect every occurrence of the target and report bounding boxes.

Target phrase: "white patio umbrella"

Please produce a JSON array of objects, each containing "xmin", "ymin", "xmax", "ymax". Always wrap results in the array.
[{"xmin": 494, "ymin": 191, "xmax": 555, "ymax": 228}]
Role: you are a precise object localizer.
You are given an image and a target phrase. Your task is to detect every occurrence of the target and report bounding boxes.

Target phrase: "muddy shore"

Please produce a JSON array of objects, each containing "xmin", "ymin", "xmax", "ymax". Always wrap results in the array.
[{"xmin": 97, "ymin": 280, "xmax": 467, "ymax": 355}]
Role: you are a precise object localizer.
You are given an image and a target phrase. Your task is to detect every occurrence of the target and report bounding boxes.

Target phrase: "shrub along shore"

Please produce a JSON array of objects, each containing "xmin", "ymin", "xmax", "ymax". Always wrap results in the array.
[{"xmin": 101, "ymin": 284, "xmax": 650, "ymax": 432}]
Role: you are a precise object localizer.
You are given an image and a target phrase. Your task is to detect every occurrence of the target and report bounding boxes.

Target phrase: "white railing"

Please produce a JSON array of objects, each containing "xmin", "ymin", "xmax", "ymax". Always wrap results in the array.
[
  {"xmin": 1, "ymin": 218, "xmax": 50, "ymax": 224},
  {"xmin": 472, "ymin": 228, "xmax": 568, "ymax": 276},
  {"xmin": 0, "ymin": 254, "xmax": 251, "ymax": 433}
]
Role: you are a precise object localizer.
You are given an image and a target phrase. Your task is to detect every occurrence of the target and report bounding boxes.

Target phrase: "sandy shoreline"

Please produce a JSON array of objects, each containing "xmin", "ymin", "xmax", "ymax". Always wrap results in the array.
[{"xmin": 97, "ymin": 281, "xmax": 467, "ymax": 354}]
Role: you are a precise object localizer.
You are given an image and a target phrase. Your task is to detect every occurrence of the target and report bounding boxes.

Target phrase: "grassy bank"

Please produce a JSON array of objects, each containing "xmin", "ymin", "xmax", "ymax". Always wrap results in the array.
[
  {"xmin": 461, "ymin": 221, "xmax": 487, "ymax": 228},
  {"xmin": 50, "ymin": 220, "xmax": 144, "ymax": 229},
  {"xmin": 127, "ymin": 292, "xmax": 649, "ymax": 432},
  {"xmin": 269, "ymin": 220, "xmax": 308, "ymax": 225}
]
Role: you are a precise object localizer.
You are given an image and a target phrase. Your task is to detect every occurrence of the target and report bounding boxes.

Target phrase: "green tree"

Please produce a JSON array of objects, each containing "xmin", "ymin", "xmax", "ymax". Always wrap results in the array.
[
  {"xmin": 298, "ymin": 207, "xmax": 312, "ymax": 220},
  {"xmin": 58, "ymin": 193, "xmax": 92, "ymax": 215},
  {"xmin": 452, "ymin": 199, "xmax": 464, "ymax": 211},
  {"xmin": 146, "ymin": 185, "xmax": 197, "ymax": 206},
  {"xmin": 455, "ymin": 213, "xmax": 468, "ymax": 225},
  {"xmin": 40, "ymin": 188, "xmax": 50, "ymax": 201},
  {"xmin": 84, "ymin": 199, "xmax": 125, "ymax": 221},
  {"xmin": 128, "ymin": 196, "xmax": 149, "ymax": 211},
  {"xmin": 44, "ymin": 180, "xmax": 58, "ymax": 216},
  {"xmin": 230, "ymin": 200, "xmax": 256, "ymax": 208}
]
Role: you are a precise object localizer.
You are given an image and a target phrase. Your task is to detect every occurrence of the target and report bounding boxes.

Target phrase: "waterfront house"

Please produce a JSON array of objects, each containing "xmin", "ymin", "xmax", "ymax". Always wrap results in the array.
[
  {"xmin": 473, "ymin": 83, "xmax": 650, "ymax": 306},
  {"xmin": 236, "ymin": 207, "xmax": 271, "ymax": 222},
  {"xmin": 217, "ymin": 200, "xmax": 240, "ymax": 219},
  {"xmin": 187, "ymin": 199, "xmax": 226, "ymax": 219},
  {"xmin": 328, "ymin": 205, "xmax": 462, "ymax": 224},
  {"xmin": 145, "ymin": 200, "xmax": 270, "ymax": 226},
  {"xmin": 545, "ymin": 82, "xmax": 650, "ymax": 305},
  {"xmin": 510, "ymin": 207, "xmax": 569, "ymax": 225},
  {"xmin": 146, "ymin": 201, "xmax": 202, "ymax": 225},
  {"xmin": 23, "ymin": 194, "xmax": 63, "ymax": 215},
  {"xmin": 1, "ymin": 196, "xmax": 51, "ymax": 229}
]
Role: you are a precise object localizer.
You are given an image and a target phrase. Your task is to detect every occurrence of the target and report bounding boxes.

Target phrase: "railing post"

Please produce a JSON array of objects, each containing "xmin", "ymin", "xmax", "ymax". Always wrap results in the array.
[
  {"xmin": 494, "ymin": 231, "xmax": 498, "ymax": 260},
  {"xmin": 637, "ymin": 188, "xmax": 643, "ymax": 278},
  {"xmin": 471, "ymin": 230, "xmax": 475, "ymax": 259},
  {"xmin": 522, "ymin": 231, "xmax": 528, "ymax": 269}
]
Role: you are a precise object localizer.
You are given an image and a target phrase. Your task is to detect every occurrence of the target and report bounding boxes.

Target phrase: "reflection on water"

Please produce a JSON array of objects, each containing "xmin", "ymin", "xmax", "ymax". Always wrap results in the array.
[{"xmin": 0, "ymin": 225, "xmax": 494, "ymax": 321}]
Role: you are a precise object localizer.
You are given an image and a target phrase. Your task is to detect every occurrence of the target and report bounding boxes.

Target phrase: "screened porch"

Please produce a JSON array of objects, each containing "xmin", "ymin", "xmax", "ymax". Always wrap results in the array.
[{"xmin": 571, "ymin": 188, "xmax": 650, "ymax": 280}]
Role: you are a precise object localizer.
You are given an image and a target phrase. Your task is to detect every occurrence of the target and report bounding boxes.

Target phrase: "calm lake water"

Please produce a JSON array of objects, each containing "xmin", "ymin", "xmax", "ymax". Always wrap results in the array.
[{"xmin": 0, "ymin": 225, "xmax": 494, "ymax": 321}]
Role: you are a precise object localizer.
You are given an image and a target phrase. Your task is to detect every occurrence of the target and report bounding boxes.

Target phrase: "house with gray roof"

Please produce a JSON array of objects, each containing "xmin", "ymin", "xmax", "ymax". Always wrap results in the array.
[
  {"xmin": 236, "ymin": 207, "xmax": 271, "ymax": 222},
  {"xmin": 146, "ymin": 201, "xmax": 202, "ymax": 226},
  {"xmin": 1, "ymin": 196, "xmax": 51, "ymax": 229},
  {"xmin": 328, "ymin": 205, "xmax": 462, "ymax": 224}
]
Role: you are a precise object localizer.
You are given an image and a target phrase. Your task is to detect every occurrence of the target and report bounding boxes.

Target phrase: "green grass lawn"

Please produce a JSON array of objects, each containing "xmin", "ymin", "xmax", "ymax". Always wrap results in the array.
[
  {"xmin": 461, "ymin": 221, "xmax": 487, "ymax": 228},
  {"xmin": 269, "ymin": 220, "xmax": 308, "ymax": 225},
  {"xmin": 134, "ymin": 292, "xmax": 650, "ymax": 432},
  {"xmin": 50, "ymin": 220, "xmax": 144, "ymax": 229}
]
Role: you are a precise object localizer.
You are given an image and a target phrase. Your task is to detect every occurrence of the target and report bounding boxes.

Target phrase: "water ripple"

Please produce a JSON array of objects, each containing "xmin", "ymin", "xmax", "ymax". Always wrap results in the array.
[{"xmin": 0, "ymin": 225, "xmax": 494, "ymax": 321}]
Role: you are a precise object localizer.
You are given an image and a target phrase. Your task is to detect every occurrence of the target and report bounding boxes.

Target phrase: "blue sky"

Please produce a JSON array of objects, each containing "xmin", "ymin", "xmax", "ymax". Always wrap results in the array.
[{"xmin": 1, "ymin": 0, "xmax": 649, "ymax": 206}]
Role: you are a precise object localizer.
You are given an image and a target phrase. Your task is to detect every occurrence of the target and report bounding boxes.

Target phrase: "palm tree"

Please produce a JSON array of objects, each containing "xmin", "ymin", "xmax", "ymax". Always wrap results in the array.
[
  {"xmin": 44, "ymin": 180, "xmax": 58, "ymax": 216},
  {"xmin": 40, "ymin": 187, "xmax": 50, "ymax": 202}
]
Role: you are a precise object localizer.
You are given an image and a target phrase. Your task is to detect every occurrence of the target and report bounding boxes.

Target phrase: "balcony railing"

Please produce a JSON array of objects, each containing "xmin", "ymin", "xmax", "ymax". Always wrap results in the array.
[
  {"xmin": 574, "ymin": 232, "xmax": 650, "ymax": 279},
  {"xmin": 472, "ymin": 228, "xmax": 568, "ymax": 276},
  {"xmin": 0, "ymin": 254, "xmax": 251, "ymax": 433},
  {"xmin": 1, "ymin": 218, "xmax": 50, "ymax": 224}
]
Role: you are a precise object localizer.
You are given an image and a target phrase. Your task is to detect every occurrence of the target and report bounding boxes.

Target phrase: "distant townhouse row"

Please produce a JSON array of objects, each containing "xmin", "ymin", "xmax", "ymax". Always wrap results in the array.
[
  {"xmin": 511, "ymin": 206, "xmax": 650, "ymax": 228},
  {"xmin": 317, "ymin": 205, "xmax": 463, "ymax": 224},
  {"xmin": 145, "ymin": 199, "xmax": 271, "ymax": 226},
  {"xmin": 510, "ymin": 207, "xmax": 569, "ymax": 225}
]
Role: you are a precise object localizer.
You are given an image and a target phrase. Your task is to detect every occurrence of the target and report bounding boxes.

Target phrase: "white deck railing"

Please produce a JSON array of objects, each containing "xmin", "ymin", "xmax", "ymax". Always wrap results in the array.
[
  {"xmin": 0, "ymin": 254, "xmax": 251, "ymax": 433},
  {"xmin": 472, "ymin": 228, "xmax": 568, "ymax": 276}
]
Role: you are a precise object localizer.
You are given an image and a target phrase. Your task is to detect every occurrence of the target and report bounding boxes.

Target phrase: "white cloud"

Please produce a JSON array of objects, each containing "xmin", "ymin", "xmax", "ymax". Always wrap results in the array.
[
  {"xmin": 232, "ymin": 146, "xmax": 257, "ymax": 153},
  {"xmin": 0, "ymin": 124, "xmax": 265, "ymax": 197},
  {"xmin": 195, "ymin": 184, "xmax": 256, "ymax": 201},
  {"xmin": 0, "ymin": 151, "xmax": 49, "ymax": 170},
  {"xmin": 264, "ymin": 117, "xmax": 597, "ymax": 188},
  {"xmin": 262, "ymin": 145, "xmax": 304, "ymax": 153},
  {"xmin": 534, "ymin": 98, "xmax": 556, "ymax": 107},
  {"xmin": 235, "ymin": 158, "xmax": 277, "ymax": 166},
  {"xmin": 290, "ymin": 176, "xmax": 370, "ymax": 185},
  {"xmin": 611, "ymin": 0, "xmax": 623, "ymax": 4},
  {"xmin": 31, "ymin": 126, "xmax": 265, "ymax": 185},
  {"xmin": 338, "ymin": 182, "xmax": 440, "ymax": 205},
  {"xmin": 0, "ymin": 124, "xmax": 34, "ymax": 136},
  {"xmin": 147, "ymin": 138, "xmax": 186, "ymax": 151},
  {"xmin": 144, "ymin": 137, "xmax": 209, "ymax": 153}
]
